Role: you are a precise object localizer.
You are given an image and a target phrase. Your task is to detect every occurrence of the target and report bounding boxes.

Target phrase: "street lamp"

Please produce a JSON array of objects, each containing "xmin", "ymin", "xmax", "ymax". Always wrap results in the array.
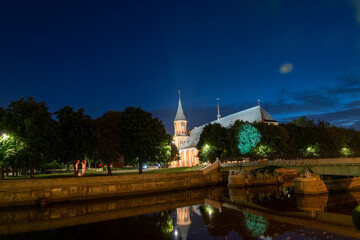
[{"xmin": 2, "ymin": 133, "xmax": 8, "ymax": 145}]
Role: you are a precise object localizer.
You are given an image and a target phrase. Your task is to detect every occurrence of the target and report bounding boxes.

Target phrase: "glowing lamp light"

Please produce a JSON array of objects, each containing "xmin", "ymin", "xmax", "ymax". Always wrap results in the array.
[
  {"xmin": 204, "ymin": 204, "xmax": 214, "ymax": 217},
  {"xmin": 202, "ymin": 144, "xmax": 210, "ymax": 153},
  {"xmin": 2, "ymin": 133, "xmax": 9, "ymax": 140},
  {"xmin": 174, "ymin": 229, "xmax": 178, "ymax": 237},
  {"xmin": 341, "ymin": 147, "xmax": 351, "ymax": 157}
]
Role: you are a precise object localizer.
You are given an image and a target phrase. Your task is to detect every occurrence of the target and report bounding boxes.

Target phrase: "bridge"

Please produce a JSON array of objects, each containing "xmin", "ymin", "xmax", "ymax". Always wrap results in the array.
[
  {"xmin": 221, "ymin": 157, "xmax": 360, "ymax": 176},
  {"xmin": 221, "ymin": 158, "xmax": 360, "ymax": 194}
]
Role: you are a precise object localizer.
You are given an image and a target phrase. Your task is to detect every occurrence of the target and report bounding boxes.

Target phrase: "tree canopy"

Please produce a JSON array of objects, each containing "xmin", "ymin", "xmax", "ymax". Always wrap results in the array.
[
  {"xmin": 95, "ymin": 111, "xmax": 123, "ymax": 175},
  {"xmin": 4, "ymin": 97, "xmax": 58, "ymax": 178},
  {"xmin": 55, "ymin": 106, "xmax": 97, "ymax": 175},
  {"xmin": 120, "ymin": 107, "xmax": 168, "ymax": 173},
  {"xmin": 197, "ymin": 116, "xmax": 360, "ymax": 162},
  {"xmin": 197, "ymin": 123, "xmax": 227, "ymax": 163}
]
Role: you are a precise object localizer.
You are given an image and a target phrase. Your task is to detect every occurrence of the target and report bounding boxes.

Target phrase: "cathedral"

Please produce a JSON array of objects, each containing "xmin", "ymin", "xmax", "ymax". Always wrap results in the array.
[{"xmin": 170, "ymin": 94, "xmax": 278, "ymax": 168}]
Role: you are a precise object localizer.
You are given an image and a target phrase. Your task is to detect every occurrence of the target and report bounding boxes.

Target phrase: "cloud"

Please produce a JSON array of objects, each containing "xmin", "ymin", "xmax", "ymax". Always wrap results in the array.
[
  {"xmin": 352, "ymin": 0, "xmax": 360, "ymax": 24},
  {"xmin": 153, "ymin": 75, "xmax": 360, "ymax": 133},
  {"xmin": 279, "ymin": 63, "xmax": 293, "ymax": 74}
]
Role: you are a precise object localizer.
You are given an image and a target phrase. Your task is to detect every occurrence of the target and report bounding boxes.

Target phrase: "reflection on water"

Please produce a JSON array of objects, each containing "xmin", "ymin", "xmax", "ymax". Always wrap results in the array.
[{"xmin": 1, "ymin": 184, "xmax": 360, "ymax": 240}]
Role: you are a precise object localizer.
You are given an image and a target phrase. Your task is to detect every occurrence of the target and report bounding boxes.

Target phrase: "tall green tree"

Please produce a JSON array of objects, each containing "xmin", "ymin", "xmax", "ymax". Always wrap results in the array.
[
  {"xmin": 55, "ymin": 106, "xmax": 97, "ymax": 176},
  {"xmin": 95, "ymin": 111, "xmax": 123, "ymax": 175},
  {"xmin": 0, "ymin": 107, "xmax": 6, "ymax": 178},
  {"xmin": 120, "ymin": 107, "xmax": 168, "ymax": 174},
  {"xmin": 170, "ymin": 141, "xmax": 180, "ymax": 165},
  {"xmin": 225, "ymin": 120, "xmax": 246, "ymax": 161},
  {"xmin": 252, "ymin": 123, "xmax": 290, "ymax": 159},
  {"xmin": 156, "ymin": 135, "xmax": 180, "ymax": 168},
  {"xmin": 197, "ymin": 123, "xmax": 227, "ymax": 163},
  {"xmin": 5, "ymin": 97, "xmax": 57, "ymax": 178}
]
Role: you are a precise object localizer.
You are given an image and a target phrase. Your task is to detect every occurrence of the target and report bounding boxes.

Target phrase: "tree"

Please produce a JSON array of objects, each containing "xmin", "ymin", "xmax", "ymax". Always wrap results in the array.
[
  {"xmin": 4, "ymin": 97, "xmax": 57, "ymax": 178},
  {"xmin": 237, "ymin": 123, "xmax": 261, "ymax": 155},
  {"xmin": 55, "ymin": 106, "xmax": 97, "ymax": 176},
  {"xmin": 225, "ymin": 120, "xmax": 244, "ymax": 161},
  {"xmin": 252, "ymin": 123, "xmax": 290, "ymax": 159},
  {"xmin": 290, "ymin": 116, "xmax": 315, "ymax": 128},
  {"xmin": 156, "ymin": 136, "xmax": 180, "ymax": 168},
  {"xmin": 95, "ymin": 111, "xmax": 123, "ymax": 175},
  {"xmin": 0, "ymin": 107, "xmax": 6, "ymax": 178},
  {"xmin": 197, "ymin": 123, "xmax": 227, "ymax": 163},
  {"xmin": 120, "ymin": 107, "xmax": 168, "ymax": 174},
  {"xmin": 170, "ymin": 142, "xmax": 180, "ymax": 165}
]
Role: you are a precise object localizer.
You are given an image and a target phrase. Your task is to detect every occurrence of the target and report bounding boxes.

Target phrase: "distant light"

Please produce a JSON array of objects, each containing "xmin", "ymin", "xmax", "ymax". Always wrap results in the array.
[
  {"xmin": 204, "ymin": 204, "xmax": 214, "ymax": 217},
  {"xmin": 175, "ymin": 230, "xmax": 178, "ymax": 237}
]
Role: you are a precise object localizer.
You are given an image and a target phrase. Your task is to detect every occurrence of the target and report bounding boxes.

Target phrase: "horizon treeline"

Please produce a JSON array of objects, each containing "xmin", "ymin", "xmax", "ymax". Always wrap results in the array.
[
  {"xmin": 197, "ymin": 117, "xmax": 360, "ymax": 163},
  {"xmin": 0, "ymin": 97, "xmax": 174, "ymax": 178}
]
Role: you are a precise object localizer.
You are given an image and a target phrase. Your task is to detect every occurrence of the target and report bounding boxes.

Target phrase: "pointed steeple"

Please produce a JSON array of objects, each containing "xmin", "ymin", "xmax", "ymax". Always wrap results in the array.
[{"xmin": 174, "ymin": 91, "xmax": 186, "ymax": 121}]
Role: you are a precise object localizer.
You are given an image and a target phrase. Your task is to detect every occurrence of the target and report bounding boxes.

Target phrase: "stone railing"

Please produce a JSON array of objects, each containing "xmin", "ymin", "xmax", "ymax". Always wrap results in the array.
[{"xmin": 222, "ymin": 157, "xmax": 360, "ymax": 168}]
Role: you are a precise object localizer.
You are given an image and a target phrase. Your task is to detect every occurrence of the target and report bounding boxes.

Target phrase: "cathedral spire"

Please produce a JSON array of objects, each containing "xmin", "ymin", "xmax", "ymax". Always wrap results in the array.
[
  {"xmin": 216, "ymin": 98, "xmax": 221, "ymax": 122},
  {"xmin": 174, "ymin": 90, "xmax": 186, "ymax": 121}
]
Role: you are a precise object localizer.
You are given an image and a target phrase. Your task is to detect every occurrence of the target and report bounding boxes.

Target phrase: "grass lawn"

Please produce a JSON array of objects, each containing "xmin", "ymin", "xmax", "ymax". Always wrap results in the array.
[{"xmin": 2, "ymin": 166, "xmax": 203, "ymax": 180}]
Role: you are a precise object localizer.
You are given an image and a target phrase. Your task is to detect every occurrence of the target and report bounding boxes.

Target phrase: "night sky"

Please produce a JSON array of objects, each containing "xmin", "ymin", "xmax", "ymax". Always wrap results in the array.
[{"xmin": 1, "ymin": 0, "xmax": 360, "ymax": 133}]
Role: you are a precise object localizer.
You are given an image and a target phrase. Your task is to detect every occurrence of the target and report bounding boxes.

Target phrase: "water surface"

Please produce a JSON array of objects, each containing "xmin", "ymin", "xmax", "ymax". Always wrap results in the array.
[{"xmin": 1, "ymin": 184, "xmax": 360, "ymax": 240}]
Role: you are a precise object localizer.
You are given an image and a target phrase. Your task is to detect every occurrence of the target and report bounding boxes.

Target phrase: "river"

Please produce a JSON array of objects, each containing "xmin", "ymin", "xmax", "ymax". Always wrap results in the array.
[{"xmin": 1, "ymin": 183, "xmax": 360, "ymax": 240}]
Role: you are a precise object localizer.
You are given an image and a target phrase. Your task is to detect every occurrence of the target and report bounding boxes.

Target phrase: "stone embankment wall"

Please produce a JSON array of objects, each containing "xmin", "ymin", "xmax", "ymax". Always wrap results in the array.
[
  {"xmin": 0, "ymin": 161, "xmax": 223, "ymax": 207},
  {"xmin": 0, "ymin": 187, "xmax": 224, "ymax": 235}
]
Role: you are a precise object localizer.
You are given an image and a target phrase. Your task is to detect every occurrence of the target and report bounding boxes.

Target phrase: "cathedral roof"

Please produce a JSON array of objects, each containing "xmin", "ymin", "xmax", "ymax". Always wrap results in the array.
[
  {"xmin": 180, "ymin": 105, "xmax": 276, "ymax": 150},
  {"xmin": 174, "ymin": 97, "xmax": 186, "ymax": 121}
]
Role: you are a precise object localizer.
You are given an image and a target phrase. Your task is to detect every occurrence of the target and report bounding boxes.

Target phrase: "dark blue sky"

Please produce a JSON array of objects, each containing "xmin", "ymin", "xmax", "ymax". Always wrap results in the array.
[{"xmin": 1, "ymin": 0, "xmax": 360, "ymax": 133}]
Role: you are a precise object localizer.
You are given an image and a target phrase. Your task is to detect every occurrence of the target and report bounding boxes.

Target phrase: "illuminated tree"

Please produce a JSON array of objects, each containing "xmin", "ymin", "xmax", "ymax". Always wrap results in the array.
[
  {"xmin": 252, "ymin": 123, "xmax": 290, "ymax": 159},
  {"xmin": 243, "ymin": 211, "xmax": 269, "ymax": 238},
  {"xmin": 197, "ymin": 123, "xmax": 227, "ymax": 163},
  {"xmin": 237, "ymin": 123, "xmax": 261, "ymax": 155},
  {"xmin": 5, "ymin": 97, "xmax": 58, "ymax": 178},
  {"xmin": 156, "ymin": 137, "xmax": 180, "ymax": 168}
]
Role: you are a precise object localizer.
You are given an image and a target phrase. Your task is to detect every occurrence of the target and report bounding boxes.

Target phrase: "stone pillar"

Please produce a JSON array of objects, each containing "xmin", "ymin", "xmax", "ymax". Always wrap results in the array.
[
  {"xmin": 294, "ymin": 175, "xmax": 328, "ymax": 194},
  {"xmin": 228, "ymin": 171, "xmax": 247, "ymax": 188},
  {"xmin": 187, "ymin": 150, "xmax": 191, "ymax": 167},
  {"xmin": 190, "ymin": 151, "xmax": 194, "ymax": 166}
]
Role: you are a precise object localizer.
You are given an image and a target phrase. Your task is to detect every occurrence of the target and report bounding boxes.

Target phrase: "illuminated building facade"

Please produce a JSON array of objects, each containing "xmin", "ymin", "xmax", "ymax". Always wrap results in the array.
[{"xmin": 170, "ymin": 96, "xmax": 278, "ymax": 168}]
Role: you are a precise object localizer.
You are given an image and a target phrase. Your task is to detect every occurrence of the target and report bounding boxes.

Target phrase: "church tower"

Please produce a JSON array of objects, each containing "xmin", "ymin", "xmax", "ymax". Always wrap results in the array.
[{"xmin": 173, "ymin": 91, "xmax": 188, "ymax": 149}]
